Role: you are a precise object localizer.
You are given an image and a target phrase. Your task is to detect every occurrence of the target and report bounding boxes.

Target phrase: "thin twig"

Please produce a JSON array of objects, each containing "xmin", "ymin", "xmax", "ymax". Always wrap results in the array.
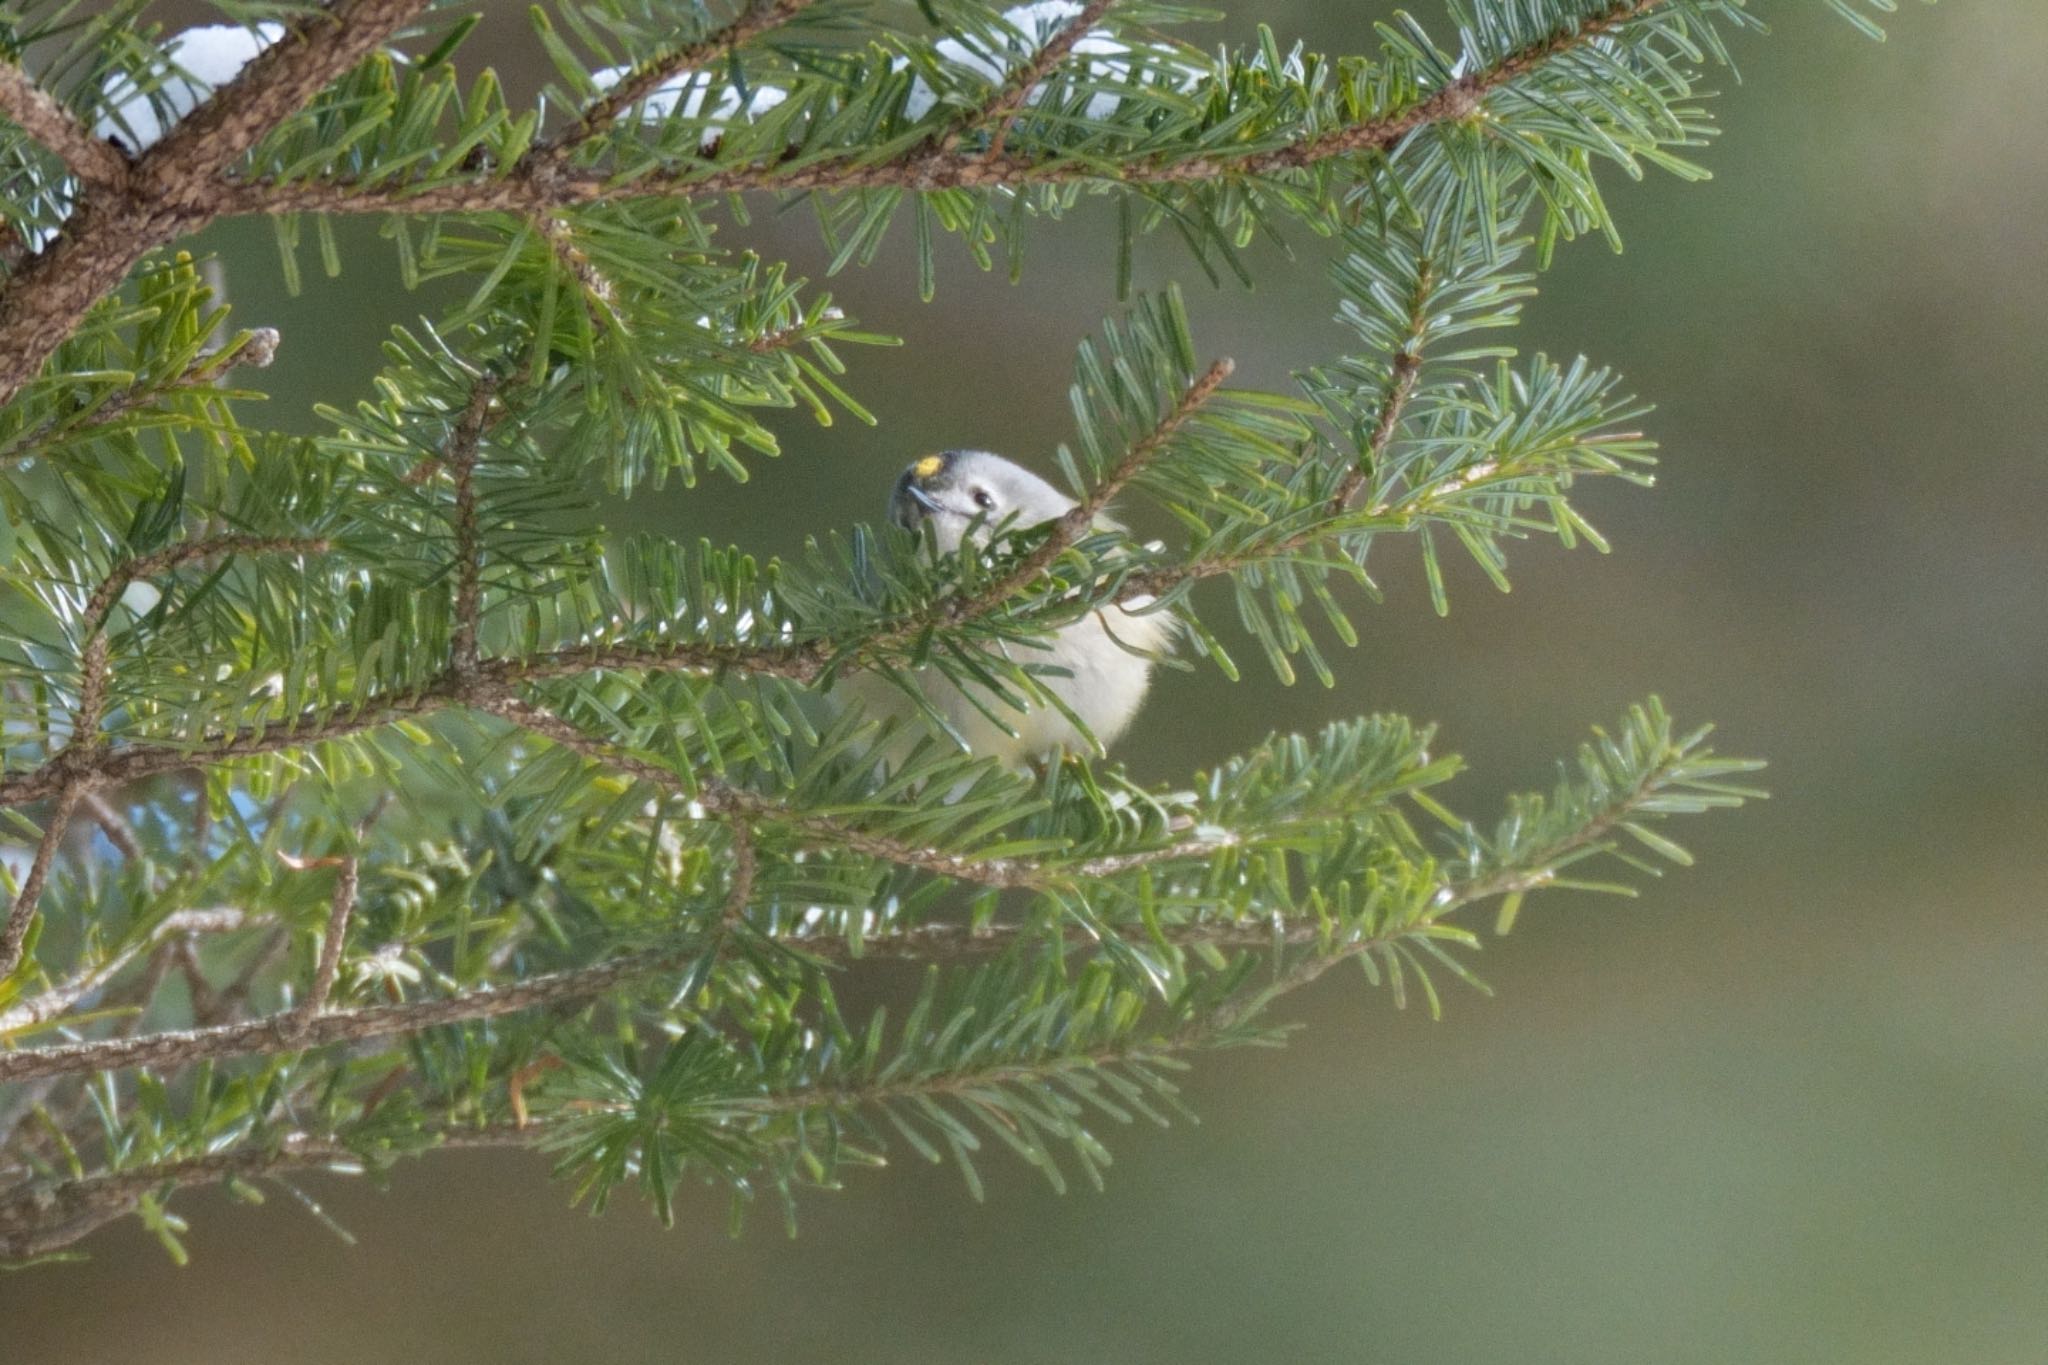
[
  {"xmin": 0, "ymin": 908, "xmax": 255, "ymax": 1035},
  {"xmin": 0, "ymin": 788, "xmax": 78, "ymax": 980},
  {"xmin": 81, "ymin": 535, "xmax": 333, "ymax": 634},
  {"xmin": 442, "ymin": 379, "xmax": 497, "ymax": 679},
  {"xmin": 529, "ymin": 213, "xmax": 616, "ymax": 310},
  {"xmin": 1329, "ymin": 259, "xmax": 1435, "ymax": 514},
  {"xmin": 542, "ymin": 0, "xmax": 822, "ymax": 155},
  {"xmin": 78, "ymin": 790, "xmax": 141, "ymax": 861},
  {"xmin": 941, "ymin": 0, "xmax": 1117, "ymax": 161},
  {"xmin": 196, "ymin": 925, "xmax": 289, "ymax": 1027},
  {"xmin": 296, "ymin": 855, "xmax": 359, "ymax": 1025},
  {"xmin": 0, "ymin": 326, "xmax": 279, "ymax": 471},
  {"xmin": 722, "ymin": 820, "xmax": 756, "ymax": 929}
]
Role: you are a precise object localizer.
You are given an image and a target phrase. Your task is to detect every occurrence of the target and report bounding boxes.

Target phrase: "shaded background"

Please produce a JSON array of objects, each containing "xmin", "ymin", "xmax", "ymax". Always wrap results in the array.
[{"xmin": 8, "ymin": 1, "xmax": 2047, "ymax": 1361}]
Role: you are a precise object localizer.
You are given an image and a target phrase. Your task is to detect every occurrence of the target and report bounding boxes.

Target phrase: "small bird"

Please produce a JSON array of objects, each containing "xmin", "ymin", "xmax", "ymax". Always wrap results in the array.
[{"xmin": 842, "ymin": 449, "xmax": 1170, "ymax": 768}]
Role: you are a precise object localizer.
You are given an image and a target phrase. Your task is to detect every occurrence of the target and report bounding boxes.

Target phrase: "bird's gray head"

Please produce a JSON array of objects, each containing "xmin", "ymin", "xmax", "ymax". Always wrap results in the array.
[{"xmin": 890, "ymin": 450, "xmax": 1075, "ymax": 555}]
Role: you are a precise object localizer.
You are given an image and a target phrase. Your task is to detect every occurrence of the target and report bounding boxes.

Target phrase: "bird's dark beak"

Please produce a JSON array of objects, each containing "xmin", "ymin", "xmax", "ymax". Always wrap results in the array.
[{"xmin": 890, "ymin": 454, "xmax": 951, "ymax": 530}]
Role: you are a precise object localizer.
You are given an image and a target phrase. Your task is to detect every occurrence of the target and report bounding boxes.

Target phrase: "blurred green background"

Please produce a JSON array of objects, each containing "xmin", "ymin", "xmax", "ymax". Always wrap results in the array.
[{"xmin": 8, "ymin": 1, "xmax": 2047, "ymax": 1361}]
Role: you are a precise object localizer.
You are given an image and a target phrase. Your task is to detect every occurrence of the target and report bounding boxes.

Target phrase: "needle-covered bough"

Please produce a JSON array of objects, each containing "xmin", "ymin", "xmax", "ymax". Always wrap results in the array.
[{"xmin": 0, "ymin": 0, "xmax": 1909, "ymax": 1261}]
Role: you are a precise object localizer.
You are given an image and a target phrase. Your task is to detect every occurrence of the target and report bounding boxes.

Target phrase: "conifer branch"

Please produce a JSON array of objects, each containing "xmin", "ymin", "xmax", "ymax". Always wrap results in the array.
[
  {"xmin": 0, "ymin": 909, "xmax": 257, "ymax": 1036},
  {"xmin": 544, "ymin": 0, "xmax": 825, "ymax": 154},
  {"xmin": 77, "ymin": 535, "xmax": 330, "ymax": 637},
  {"xmin": 295, "ymin": 855, "xmax": 360, "ymax": 1026},
  {"xmin": 0, "ymin": 0, "xmax": 429, "ymax": 403},
  {"xmin": 0, "ymin": 883, "xmax": 1438, "ymax": 1258},
  {"xmin": 442, "ymin": 379, "xmax": 497, "ymax": 679},
  {"xmin": 1331, "ymin": 261, "xmax": 1433, "ymax": 514},
  {"xmin": 0, "ymin": 62, "xmax": 132, "ymax": 189},
  {"xmin": 0, "ymin": 787, "xmax": 78, "ymax": 979},
  {"xmin": 951, "ymin": 0, "xmax": 1117, "ymax": 161},
  {"xmin": 0, "ymin": 326, "xmax": 278, "ymax": 471},
  {"xmin": 0, "ymin": 742, "xmax": 1688, "ymax": 1090},
  {"xmin": 211, "ymin": 0, "xmax": 1673, "ymax": 216},
  {"xmin": 956, "ymin": 356, "xmax": 1232, "ymax": 621},
  {"xmin": 484, "ymin": 694, "xmax": 1231, "ymax": 889}
]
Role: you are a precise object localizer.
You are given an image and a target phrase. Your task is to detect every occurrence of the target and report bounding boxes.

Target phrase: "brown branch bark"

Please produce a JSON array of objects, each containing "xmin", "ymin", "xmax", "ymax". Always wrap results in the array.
[
  {"xmin": 442, "ymin": 379, "xmax": 497, "ymax": 678},
  {"xmin": 295, "ymin": 856, "xmax": 359, "ymax": 1024},
  {"xmin": 0, "ymin": 62, "xmax": 131, "ymax": 189},
  {"xmin": 0, "ymin": 0, "xmax": 430, "ymax": 404},
  {"xmin": 77, "ymin": 790, "xmax": 142, "ymax": 861},
  {"xmin": 544, "ymin": 0, "xmax": 824, "ymax": 154},
  {"xmin": 1329, "ymin": 259, "xmax": 1435, "ymax": 514},
  {"xmin": 0, "ymin": 788, "xmax": 79, "ymax": 979},
  {"xmin": 210, "ymin": 0, "xmax": 1667, "ymax": 215},
  {"xmin": 950, "ymin": 0, "xmax": 1116, "ymax": 161}
]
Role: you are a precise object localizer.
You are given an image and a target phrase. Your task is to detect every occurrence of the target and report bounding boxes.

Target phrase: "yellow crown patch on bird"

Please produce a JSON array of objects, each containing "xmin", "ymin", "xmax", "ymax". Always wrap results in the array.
[{"xmin": 913, "ymin": 455, "xmax": 945, "ymax": 480}]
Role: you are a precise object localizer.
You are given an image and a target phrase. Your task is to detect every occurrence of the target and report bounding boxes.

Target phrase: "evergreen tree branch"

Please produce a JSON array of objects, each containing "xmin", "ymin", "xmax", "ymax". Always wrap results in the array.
[
  {"xmin": 295, "ymin": 854, "xmax": 360, "ymax": 1026},
  {"xmin": 0, "ymin": 787, "xmax": 78, "ymax": 980},
  {"xmin": 0, "ymin": 0, "xmax": 431, "ymax": 403},
  {"xmin": 950, "ymin": 355, "xmax": 1232, "ymax": 624},
  {"xmin": 1330, "ymin": 260, "xmax": 1433, "ymax": 514},
  {"xmin": 0, "ymin": 909, "xmax": 258, "ymax": 1037},
  {"xmin": 542, "ymin": 0, "xmax": 825, "ymax": 155},
  {"xmin": 210, "ymin": 0, "xmax": 1674, "ymax": 215},
  {"xmin": 950, "ymin": 0, "xmax": 1117, "ymax": 161},
  {"xmin": 0, "ymin": 1129, "xmax": 500, "ymax": 1261},
  {"xmin": 483, "ymin": 694, "xmax": 1232, "ymax": 889},
  {"xmin": 0, "ymin": 355, "xmax": 1233, "ymax": 814},
  {"xmin": 0, "ymin": 62, "xmax": 132, "ymax": 189},
  {"xmin": 0, "ymin": 900, "xmax": 1377, "ymax": 1258},
  {"xmin": 0, "ymin": 725, "xmax": 1696, "ymax": 1089},
  {"xmin": 441, "ymin": 378, "xmax": 498, "ymax": 679},
  {"xmin": 0, "ymin": 695, "xmax": 1740, "ymax": 1256},
  {"xmin": 0, "ymin": 883, "xmax": 1456, "ymax": 1258},
  {"xmin": 0, "ymin": 325, "xmax": 278, "ymax": 472},
  {"xmin": 76, "ymin": 534, "xmax": 331, "ymax": 638}
]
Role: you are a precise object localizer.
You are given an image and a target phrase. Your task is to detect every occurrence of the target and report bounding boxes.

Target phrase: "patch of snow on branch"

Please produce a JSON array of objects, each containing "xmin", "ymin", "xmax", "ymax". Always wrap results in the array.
[
  {"xmin": 96, "ymin": 23, "xmax": 287, "ymax": 152},
  {"xmin": 589, "ymin": 66, "xmax": 789, "ymax": 150},
  {"xmin": 900, "ymin": 0, "xmax": 1204, "ymax": 123}
]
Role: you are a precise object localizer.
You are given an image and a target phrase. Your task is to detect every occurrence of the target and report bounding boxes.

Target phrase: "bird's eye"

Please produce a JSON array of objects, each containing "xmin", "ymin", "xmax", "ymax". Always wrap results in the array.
[{"xmin": 971, "ymin": 488, "xmax": 995, "ymax": 511}]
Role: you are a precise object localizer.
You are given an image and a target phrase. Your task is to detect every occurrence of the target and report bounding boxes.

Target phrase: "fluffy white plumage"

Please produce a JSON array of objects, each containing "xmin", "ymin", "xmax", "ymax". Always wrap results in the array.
[{"xmin": 842, "ymin": 450, "xmax": 1171, "ymax": 768}]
